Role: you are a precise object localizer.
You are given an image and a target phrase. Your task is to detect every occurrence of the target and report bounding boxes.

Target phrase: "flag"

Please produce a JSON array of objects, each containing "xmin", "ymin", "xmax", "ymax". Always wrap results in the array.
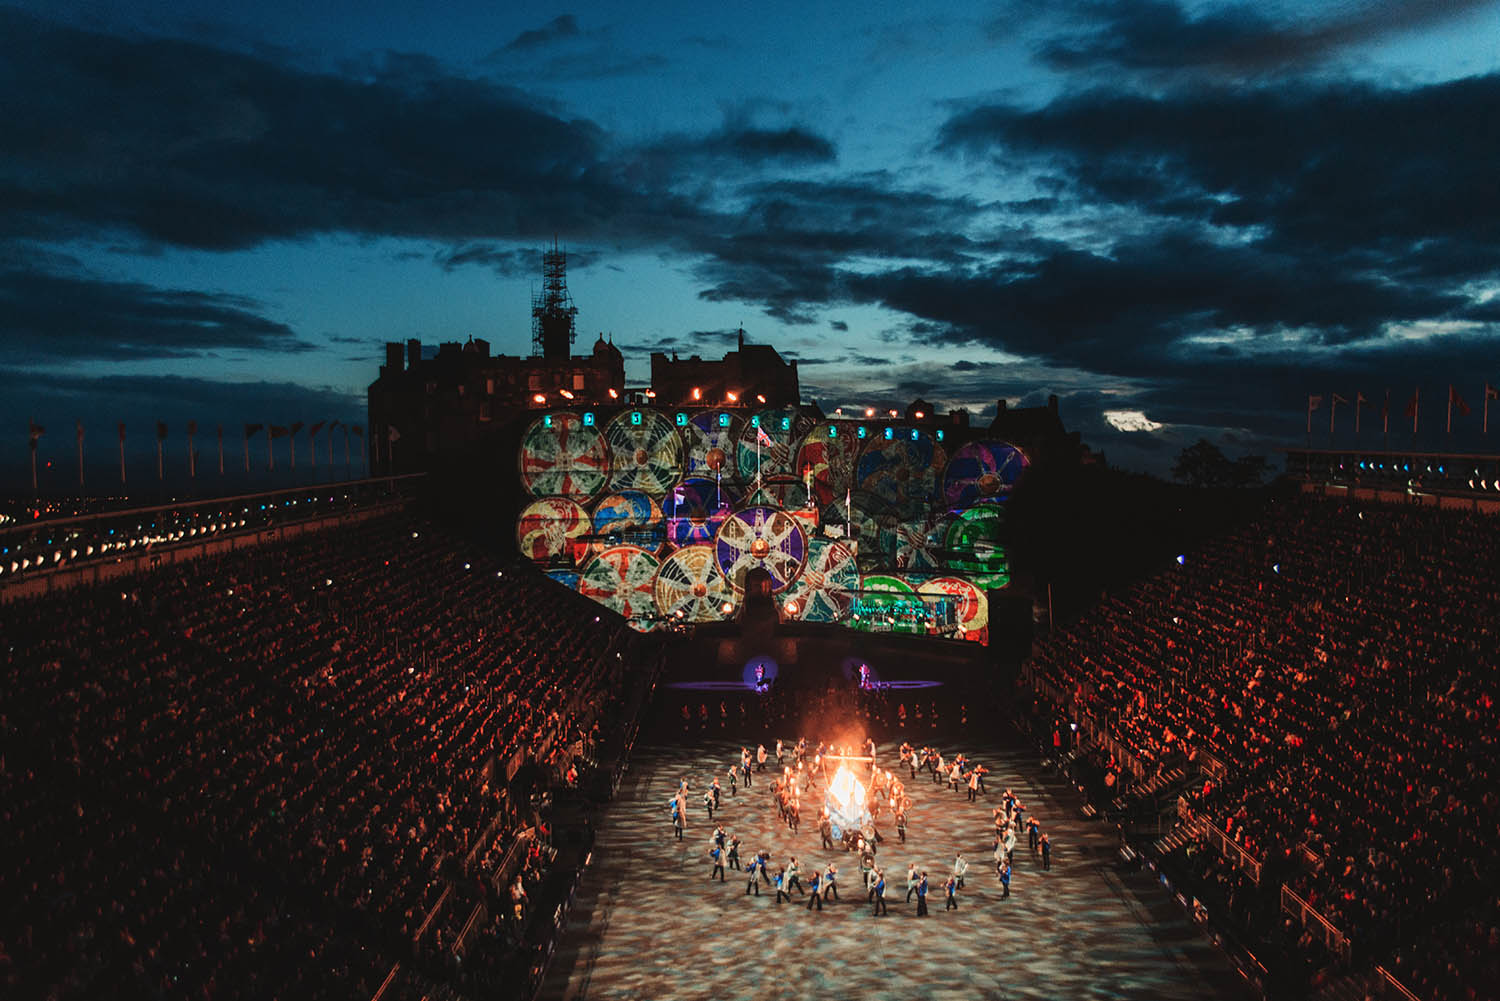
[
  {"xmin": 1486, "ymin": 384, "xmax": 1499, "ymax": 434},
  {"xmin": 388, "ymin": 426, "xmax": 401, "ymax": 442},
  {"xmin": 156, "ymin": 421, "xmax": 168, "ymax": 440},
  {"xmin": 186, "ymin": 420, "xmax": 197, "ymax": 436},
  {"xmin": 756, "ymin": 424, "xmax": 774, "ymax": 447},
  {"xmin": 245, "ymin": 422, "xmax": 264, "ymax": 438},
  {"xmin": 289, "ymin": 421, "xmax": 304, "ymax": 434},
  {"xmin": 270, "ymin": 425, "xmax": 290, "ymax": 438},
  {"xmin": 28, "ymin": 420, "xmax": 45, "ymax": 447},
  {"xmin": 1354, "ymin": 392, "xmax": 1368, "ymax": 433},
  {"xmin": 1449, "ymin": 385, "xmax": 1471, "ymax": 418},
  {"xmin": 76, "ymin": 419, "xmax": 84, "ymax": 440},
  {"xmin": 351, "ymin": 424, "xmax": 365, "ymax": 437},
  {"xmin": 329, "ymin": 419, "xmax": 343, "ymax": 431},
  {"xmin": 1331, "ymin": 392, "xmax": 1348, "ymax": 405},
  {"xmin": 1404, "ymin": 391, "xmax": 1419, "ymax": 419},
  {"xmin": 1381, "ymin": 390, "xmax": 1389, "ymax": 435},
  {"xmin": 308, "ymin": 420, "xmax": 326, "ymax": 436},
  {"xmin": 118, "ymin": 422, "xmax": 126, "ymax": 442},
  {"xmin": 1306, "ymin": 394, "xmax": 1322, "ymax": 434}
]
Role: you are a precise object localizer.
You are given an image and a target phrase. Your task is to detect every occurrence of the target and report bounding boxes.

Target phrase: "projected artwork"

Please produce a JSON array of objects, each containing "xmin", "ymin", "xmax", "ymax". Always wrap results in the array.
[
  {"xmin": 735, "ymin": 408, "xmax": 812, "ymax": 483},
  {"xmin": 942, "ymin": 440, "xmax": 1028, "ymax": 508},
  {"xmin": 684, "ymin": 411, "xmax": 744, "ymax": 482},
  {"xmin": 654, "ymin": 544, "xmax": 730, "ymax": 622},
  {"xmin": 578, "ymin": 545, "xmax": 660, "ymax": 620},
  {"xmin": 794, "ymin": 421, "xmax": 861, "ymax": 508},
  {"xmin": 714, "ymin": 506, "xmax": 806, "ymax": 593},
  {"xmin": 516, "ymin": 407, "xmax": 1027, "ymax": 643},
  {"xmin": 603, "ymin": 409, "xmax": 682, "ymax": 495},
  {"xmin": 781, "ymin": 539, "xmax": 860, "ymax": 623},
  {"xmin": 516, "ymin": 497, "xmax": 591, "ymax": 562},
  {"xmin": 664, "ymin": 476, "xmax": 733, "ymax": 547},
  {"xmin": 918, "ymin": 576, "xmax": 990, "ymax": 644},
  {"xmin": 590, "ymin": 491, "xmax": 665, "ymax": 553},
  {"xmin": 856, "ymin": 429, "xmax": 946, "ymax": 518},
  {"xmin": 518, "ymin": 412, "xmax": 609, "ymax": 500}
]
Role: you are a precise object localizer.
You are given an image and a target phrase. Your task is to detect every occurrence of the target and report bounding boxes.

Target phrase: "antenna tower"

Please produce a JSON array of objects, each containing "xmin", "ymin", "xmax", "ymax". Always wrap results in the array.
[{"xmin": 531, "ymin": 241, "xmax": 578, "ymax": 360}]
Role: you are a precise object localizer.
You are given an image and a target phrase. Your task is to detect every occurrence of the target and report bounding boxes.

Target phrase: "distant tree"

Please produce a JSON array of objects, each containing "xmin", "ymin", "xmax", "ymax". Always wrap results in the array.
[
  {"xmin": 1229, "ymin": 454, "xmax": 1273, "ymax": 488},
  {"xmin": 1173, "ymin": 440, "xmax": 1272, "ymax": 488},
  {"xmin": 1172, "ymin": 439, "xmax": 1233, "ymax": 488}
]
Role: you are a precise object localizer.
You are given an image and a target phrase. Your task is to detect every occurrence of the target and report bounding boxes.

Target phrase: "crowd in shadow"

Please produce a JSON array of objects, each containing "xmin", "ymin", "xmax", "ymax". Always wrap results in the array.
[
  {"xmin": 1029, "ymin": 497, "xmax": 1498, "ymax": 998},
  {"xmin": 0, "ymin": 510, "xmax": 642, "ymax": 1001}
]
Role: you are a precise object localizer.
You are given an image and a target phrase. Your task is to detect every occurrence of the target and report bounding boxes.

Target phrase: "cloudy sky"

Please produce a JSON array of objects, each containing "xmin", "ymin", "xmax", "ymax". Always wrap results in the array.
[{"xmin": 4, "ymin": 0, "xmax": 1500, "ymax": 488}]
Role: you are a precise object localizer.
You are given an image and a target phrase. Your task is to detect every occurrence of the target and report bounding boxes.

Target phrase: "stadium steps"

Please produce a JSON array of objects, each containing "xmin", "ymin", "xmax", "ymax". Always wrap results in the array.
[
  {"xmin": 1309, "ymin": 972, "xmax": 1373, "ymax": 1001},
  {"xmin": 1150, "ymin": 822, "xmax": 1202, "ymax": 857}
]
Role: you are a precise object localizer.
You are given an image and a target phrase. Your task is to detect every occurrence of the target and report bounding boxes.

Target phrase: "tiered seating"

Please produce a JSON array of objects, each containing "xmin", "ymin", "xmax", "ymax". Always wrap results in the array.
[
  {"xmin": 1030, "ymin": 496, "xmax": 1500, "ymax": 990},
  {"xmin": 0, "ymin": 510, "xmax": 629, "ymax": 1001}
]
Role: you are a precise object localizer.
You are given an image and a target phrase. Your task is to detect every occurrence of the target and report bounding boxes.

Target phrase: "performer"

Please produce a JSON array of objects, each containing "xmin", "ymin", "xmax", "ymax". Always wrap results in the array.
[
  {"xmin": 823, "ymin": 863, "xmax": 838, "ymax": 902},
  {"xmin": 712, "ymin": 777, "xmax": 722, "ymax": 809},
  {"xmin": 953, "ymin": 853, "xmax": 969, "ymax": 890},
  {"xmin": 710, "ymin": 844, "xmax": 725, "ymax": 882},
  {"xmin": 819, "ymin": 810, "xmax": 834, "ymax": 850},
  {"xmin": 944, "ymin": 874, "xmax": 958, "ymax": 911},
  {"xmin": 1000, "ymin": 860, "xmax": 1012, "ymax": 899},
  {"xmin": 757, "ymin": 743, "xmax": 768, "ymax": 771},
  {"xmin": 745, "ymin": 855, "xmax": 761, "ymax": 895},
  {"xmin": 1028, "ymin": 816, "xmax": 1040, "ymax": 852},
  {"xmin": 805, "ymin": 869, "xmax": 823, "ymax": 911},
  {"xmin": 1041, "ymin": 834, "xmax": 1051, "ymax": 870},
  {"xmin": 727, "ymin": 835, "xmax": 741, "ymax": 870},
  {"xmin": 776, "ymin": 738, "xmax": 784, "ymax": 767},
  {"xmin": 915, "ymin": 872, "xmax": 929, "ymax": 916},
  {"xmin": 727, "ymin": 764, "xmax": 738, "ymax": 797},
  {"xmin": 871, "ymin": 867, "xmax": 888, "ymax": 916},
  {"xmin": 967, "ymin": 769, "xmax": 980, "ymax": 802},
  {"xmin": 896, "ymin": 807, "xmax": 908, "ymax": 844},
  {"xmin": 786, "ymin": 857, "xmax": 805, "ymax": 895},
  {"xmin": 702, "ymin": 788, "xmax": 716, "ymax": 821},
  {"xmin": 774, "ymin": 866, "xmax": 791, "ymax": 904},
  {"xmin": 905, "ymin": 863, "xmax": 920, "ymax": 903}
]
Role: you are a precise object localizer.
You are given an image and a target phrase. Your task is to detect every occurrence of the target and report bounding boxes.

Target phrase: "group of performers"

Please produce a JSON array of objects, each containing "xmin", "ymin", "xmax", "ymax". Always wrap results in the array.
[{"xmin": 664, "ymin": 734, "xmax": 1054, "ymax": 915}]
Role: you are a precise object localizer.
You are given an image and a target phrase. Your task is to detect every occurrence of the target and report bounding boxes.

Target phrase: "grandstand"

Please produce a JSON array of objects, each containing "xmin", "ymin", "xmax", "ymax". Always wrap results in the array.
[{"xmin": 3, "ymin": 467, "xmax": 1495, "ymax": 1001}]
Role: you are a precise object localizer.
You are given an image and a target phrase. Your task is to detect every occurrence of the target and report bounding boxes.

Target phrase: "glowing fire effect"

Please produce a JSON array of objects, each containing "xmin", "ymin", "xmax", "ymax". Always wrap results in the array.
[{"xmin": 828, "ymin": 765, "xmax": 866, "ymax": 819}]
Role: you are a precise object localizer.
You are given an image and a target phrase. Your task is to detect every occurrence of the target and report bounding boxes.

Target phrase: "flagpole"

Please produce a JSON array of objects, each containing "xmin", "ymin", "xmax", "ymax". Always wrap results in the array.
[
  {"xmin": 1446, "ymin": 387, "xmax": 1453, "ymax": 436},
  {"xmin": 1383, "ymin": 390, "xmax": 1389, "ymax": 455},
  {"xmin": 243, "ymin": 427, "xmax": 251, "ymax": 474},
  {"xmin": 217, "ymin": 426, "xmax": 224, "ymax": 476},
  {"xmin": 268, "ymin": 422, "xmax": 274, "ymax": 471},
  {"xmin": 118, "ymin": 424, "xmax": 127, "ymax": 486},
  {"xmin": 29, "ymin": 420, "xmax": 38, "ymax": 496},
  {"xmin": 344, "ymin": 427, "xmax": 351, "ymax": 477},
  {"xmin": 156, "ymin": 433, "xmax": 163, "ymax": 483},
  {"xmin": 188, "ymin": 426, "xmax": 196, "ymax": 482},
  {"xmin": 76, "ymin": 421, "xmax": 85, "ymax": 492}
]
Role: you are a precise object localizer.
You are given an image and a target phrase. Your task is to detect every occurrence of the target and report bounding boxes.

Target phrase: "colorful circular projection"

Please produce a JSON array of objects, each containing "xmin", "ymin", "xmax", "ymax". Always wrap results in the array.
[
  {"xmin": 577, "ymin": 545, "xmax": 660, "ymax": 620},
  {"xmin": 603, "ymin": 410, "xmax": 681, "ymax": 495},
  {"xmin": 684, "ymin": 410, "xmax": 744, "ymax": 482},
  {"xmin": 942, "ymin": 505, "xmax": 1009, "ymax": 583},
  {"xmin": 518, "ymin": 412, "xmax": 610, "ymax": 500},
  {"xmin": 714, "ymin": 506, "xmax": 807, "ymax": 593},
  {"xmin": 516, "ymin": 497, "xmax": 591, "ymax": 563},
  {"xmin": 918, "ymin": 576, "xmax": 990, "ymax": 643},
  {"xmin": 856, "ymin": 429, "xmax": 946, "ymax": 518},
  {"xmin": 590, "ymin": 491, "xmax": 664, "ymax": 553},
  {"xmin": 664, "ymin": 476, "xmax": 734, "ymax": 547},
  {"xmin": 894, "ymin": 514, "xmax": 947, "ymax": 571},
  {"xmin": 851, "ymin": 573, "xmax": 926, "ymax": 634},
  {"xmin": 794, "ymin": 421, "xmax": 861, "ymax": 508},
  {"xmin": 735, "ymin": 408, "xmax": 812, "ymax": 482},
  {"xmin": 782, "ymin": 539, "xmax": 860, "ymax": 622},
  {"xmin": 942, "ymin": 439, "xmax": 1028, "ymax": 507},
  {"xmin": 655, "ymin": 544, "xmax": 731, "ymax": 622}
]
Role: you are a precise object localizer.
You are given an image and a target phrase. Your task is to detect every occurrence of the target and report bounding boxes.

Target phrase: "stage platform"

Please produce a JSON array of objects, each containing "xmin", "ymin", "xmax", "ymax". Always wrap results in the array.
[{"xmin": 539, "ymin": 734, "xmax": 1254, "ymax": 1001}]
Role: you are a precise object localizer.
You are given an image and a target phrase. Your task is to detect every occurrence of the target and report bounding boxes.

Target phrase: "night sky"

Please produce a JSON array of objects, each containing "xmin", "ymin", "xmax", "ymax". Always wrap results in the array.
[{"xmin": 4, "ymin": 0, "xmax": 1499, "ymax": 488}]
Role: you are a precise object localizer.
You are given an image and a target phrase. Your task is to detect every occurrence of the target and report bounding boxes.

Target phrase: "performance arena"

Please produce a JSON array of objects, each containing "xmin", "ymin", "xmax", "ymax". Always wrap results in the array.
[{"xmin": 2, "ymin": 447, "xmax": 1497, "ymax": 1001}]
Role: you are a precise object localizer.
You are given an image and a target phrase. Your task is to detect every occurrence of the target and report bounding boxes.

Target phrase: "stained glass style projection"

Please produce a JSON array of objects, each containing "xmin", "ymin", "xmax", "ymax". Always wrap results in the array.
[
  {"xmin": 714, "ymin": 506, "xmax": 806, "ymax": 593},
  {"xmin": 590, "ymin": 491, "xmax": 665, "ymax": 554},
  {"xmin": 603, "ymin": 409, "xmax": 682, "ymax": 495},
  {"xmin": 942, "ymin": 440, "xmax": 1028, "ymax": 508},
  {"xmin": 578, "ymin": 545, "xmax": 660, "ymax": 621},
  {"xmin": 781, "ymin": 538, "xmax": 860, "ymax": 622},
  {"xmin": 516, "ymin": 497, "xmax": 591, "ymax": 562},
  {"xmin": 518, "ymin": 412, "xmax": 610, "ymax": 500},
  {"xmin": 655, "ymin": 544, "xmax": 731, "ymax": 622}
]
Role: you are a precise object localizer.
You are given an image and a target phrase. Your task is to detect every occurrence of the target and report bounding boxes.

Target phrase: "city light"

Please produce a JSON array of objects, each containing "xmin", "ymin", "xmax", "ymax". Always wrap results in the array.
[
  {"xmin": 608, "ymin": 388, "xmax": 619, "ymax": 399},
  {"xmin": 559, "ymin": 388, "xmax": 574, "ymax": 400},
  {"xmin": 533, "ymin": 393, "xmax": 546, "ymax": 403},
  {"xmin": 756, "ymin": 394, "xmax": 766, "ymax": 404},
  {"xmin": 865, "ymin": 407, "xmax": 875, "ymax": 417},
  {"xmin": 727, "ymin": 391, "xmax": 738, "ymax": 402},
  {"xmin": 692, "ymin": 387, "xmax": 702, "ymax": 401},
  {"xmin": 888, "ymin": 409, "xmax": 898, "ymax": 417}
]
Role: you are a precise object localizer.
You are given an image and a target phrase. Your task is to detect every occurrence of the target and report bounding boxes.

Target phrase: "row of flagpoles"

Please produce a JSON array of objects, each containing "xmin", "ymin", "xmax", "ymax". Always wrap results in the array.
[
  {"xmin": 23, "ymin": 419, "xmax": 382, "ymax": 494},
  {"xmin": 1307, "ymin": 384, "xmax": 1500, "ymax": 438}
]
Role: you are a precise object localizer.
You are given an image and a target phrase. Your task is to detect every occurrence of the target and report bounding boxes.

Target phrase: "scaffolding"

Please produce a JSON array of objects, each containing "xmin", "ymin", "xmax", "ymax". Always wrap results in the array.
[{"xmin": 531, "ymin": 243, "xmax": 578, "ymax": 360}]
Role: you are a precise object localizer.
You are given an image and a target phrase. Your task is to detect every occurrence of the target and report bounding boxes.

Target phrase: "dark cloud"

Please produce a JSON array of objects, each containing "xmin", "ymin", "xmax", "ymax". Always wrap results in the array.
[
  {"xmin": 500, "ymin": 14, "xmax": 581, "ymax": 52},
  {"xmin": 1033, "ymin": 0, "xmax": 1493, "ymax": 77},
  {"xmin": 0, "ymin": 10, "xmax": 640, "ymax": 251},
  {"xmin": 0, "ymin": 268, "xmax": 308, "ymax": 361},
  {"xmin": 828, "ymin": 320, "xmax": 848, "ymax": 332},
  {"xmin": 435, "ymin": 243, "xmax": 597, "ymax": 276},
  {"xmin": 938, "ymin": 74, "xmax": 1500, "ymax": 277}
]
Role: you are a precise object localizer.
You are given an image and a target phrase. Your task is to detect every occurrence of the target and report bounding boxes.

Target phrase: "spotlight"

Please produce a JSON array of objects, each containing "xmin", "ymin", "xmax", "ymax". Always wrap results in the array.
[{"xmin": 720, "ymin": 601, "xmax": 735, "ymax": 615}]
